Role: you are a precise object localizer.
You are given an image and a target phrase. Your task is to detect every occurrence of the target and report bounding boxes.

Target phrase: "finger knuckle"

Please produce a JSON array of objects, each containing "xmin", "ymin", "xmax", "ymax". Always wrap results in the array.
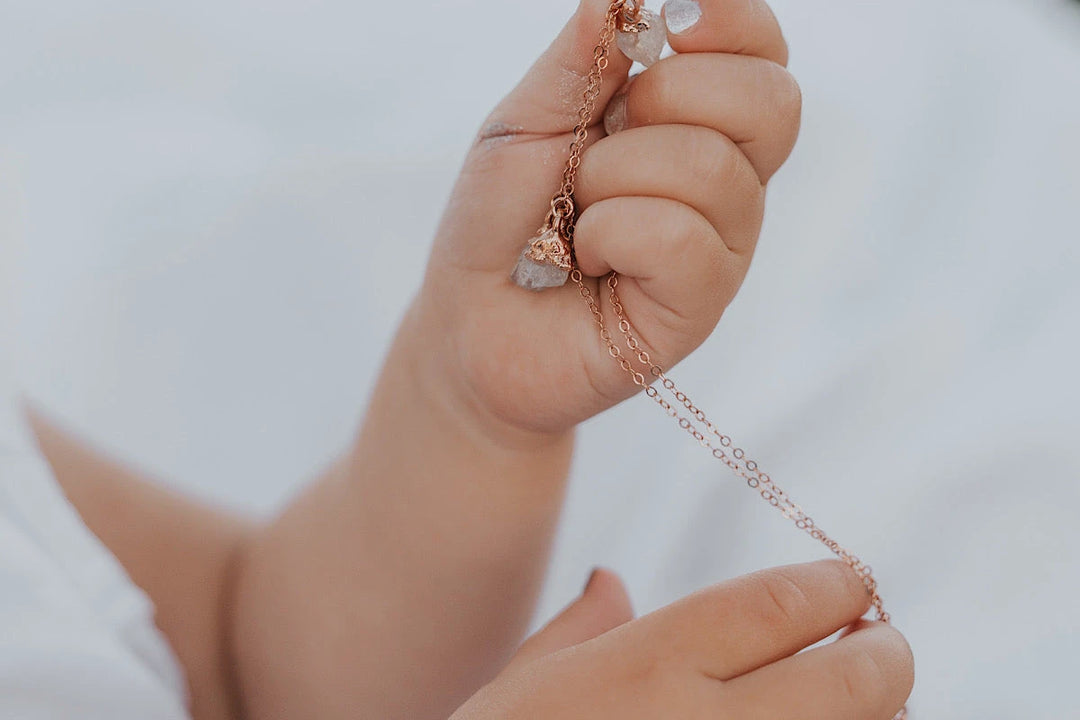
[
  {"xmin": 761, "ymin": 62, "xmax": 802, "ymax": 142},
  {"xmin": 688, "ymin": 129, "xmax": 741, "ymax": 195},
  {"xmin": 774, "ymin": 31, "xmax": 791, "ymax": 68},
  {"xmin": 839, "ymin": 645, "xmax": 889, "ymax": 713},
  {"xmin": 663, "ymin": 207, "xmax": 709, "ymax": 262},
  {"xmin": 623, "ymin": 651, "xmax": 678, "ymax": 697},
  {"xmin": 758, "ymin": 1, "xmax": 790, "ymax": 66},
  {"xmin": 781, "ymin": 76, "xmax": 803, "ymax": 143},
  {"xmin": 704, "ymin": 233, "xmax": 731, "ymax": 285},
  {"xmin": 752, "ymin": 567, "xmax": 814, "ymax": 627},
  {"xmin": 643, "ymin": 291, "xmax": 701, "ymax": 346},
  {"xmin": 675, "ymin": 215, "xmax": 731, "ymax": 320}
]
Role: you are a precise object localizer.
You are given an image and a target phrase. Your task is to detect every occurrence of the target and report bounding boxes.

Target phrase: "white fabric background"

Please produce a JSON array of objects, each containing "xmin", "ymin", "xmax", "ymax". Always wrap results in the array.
[
  {"xmin": 3, "ymin": 0, "xmax": 1079, "ymax": 716},
  {"xmin": 1, "ymin": 167, "xmax": 188, "ymax": 717}
]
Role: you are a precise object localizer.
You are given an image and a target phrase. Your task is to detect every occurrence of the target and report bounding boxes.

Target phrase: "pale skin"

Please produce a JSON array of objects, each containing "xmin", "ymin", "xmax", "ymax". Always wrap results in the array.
[{"xmin": 28, "ymin": 0, "xmax": 914, "ymax": 718}]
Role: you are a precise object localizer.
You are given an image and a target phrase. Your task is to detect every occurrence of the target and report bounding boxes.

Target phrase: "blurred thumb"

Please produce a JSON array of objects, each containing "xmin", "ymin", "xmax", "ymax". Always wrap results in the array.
[
  {"xmin": 486, "ymin": 0, "xmax": 632, "ymax": 135},
  {"xmin": 505, "ymin": 568, "xmax": 634, "ymax": 672}
]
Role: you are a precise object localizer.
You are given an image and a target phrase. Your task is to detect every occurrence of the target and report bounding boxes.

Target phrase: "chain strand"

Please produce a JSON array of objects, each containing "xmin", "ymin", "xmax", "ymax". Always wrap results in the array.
[
  {"xmin": 546, "ymin": 0, "xmax": 632, "ymax": 237},
  {"xmin": 571, "ymin": 271, "xmax": 892, "ymax": 621},
  {"xmin": 560, "ymin": 5, "xmax": 906, "ymax": 718}
]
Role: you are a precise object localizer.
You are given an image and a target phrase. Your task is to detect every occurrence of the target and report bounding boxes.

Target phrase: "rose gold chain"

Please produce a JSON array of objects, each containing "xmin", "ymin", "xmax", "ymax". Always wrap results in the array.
[
  {"xmin": 560, "ymin": 4, "xmax": 906, "ymax": 717},
  {"xmin": 571, "ymin": 271, "xmax": 893, "ymax": 620},
  {"xmin": 547, "ymin": 0, "xmax": 639, "ymax": 236}
]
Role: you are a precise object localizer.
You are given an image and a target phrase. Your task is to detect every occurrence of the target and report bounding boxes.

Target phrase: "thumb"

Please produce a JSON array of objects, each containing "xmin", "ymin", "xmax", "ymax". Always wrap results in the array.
[
  {"xmin": 442, "ymin": 1, "xmax": 634, "ymax": 273},
  {"xmin": 504, "ymin": 568, "xmax": 634, "ymax": 673},
  {"xmin": 486, "ymin": 0, "xmax": 633, "ymax": 135}
]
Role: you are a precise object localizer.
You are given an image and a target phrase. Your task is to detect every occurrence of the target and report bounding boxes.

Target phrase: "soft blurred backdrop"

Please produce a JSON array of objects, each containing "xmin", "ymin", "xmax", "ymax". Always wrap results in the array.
[{"xmin": 3, "ymin": 0, "xmax": 1079, "ymax": 716}]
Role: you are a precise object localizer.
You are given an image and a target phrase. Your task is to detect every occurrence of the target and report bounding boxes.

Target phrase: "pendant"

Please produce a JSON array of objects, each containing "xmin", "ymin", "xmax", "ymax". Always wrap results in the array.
[
  {"xmin": 511, "ymin": 223, "xmax": 573, "ymax": 291},
  {"xmin": 616, "ymin": 7, "xmax": 666, "ymax": 67}
]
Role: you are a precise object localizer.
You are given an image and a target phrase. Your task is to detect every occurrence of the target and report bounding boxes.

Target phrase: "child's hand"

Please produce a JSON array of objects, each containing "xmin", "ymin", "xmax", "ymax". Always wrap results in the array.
[
  {"xmin": 451, "ymin": 561, "xmax": 914, "ymax": 719},
  {"xmin": 415, "ymin": 0, "xmax": 800, "ymax": 438}
]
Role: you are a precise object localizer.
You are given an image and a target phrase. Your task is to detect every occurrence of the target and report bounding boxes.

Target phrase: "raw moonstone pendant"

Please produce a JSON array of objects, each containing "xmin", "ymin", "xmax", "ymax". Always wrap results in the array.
[
  {"xmin": 511, "ymin": 250, "xmax": 570, "ymax": 291},
  {"xmin": 616, "ymin": 8, "xmax": 666, "ymax": 67},
  {"xmin": 511, "ymin": 226, "xmax": 572, "ymax": 291}
]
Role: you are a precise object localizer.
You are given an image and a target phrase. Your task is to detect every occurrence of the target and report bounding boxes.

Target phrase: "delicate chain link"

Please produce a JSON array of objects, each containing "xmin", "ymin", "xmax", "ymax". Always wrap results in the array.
[
  {"xmin": 547, "ymin": 0, "xmax": 634, "ymax": 236},
  {"xmin": 571, "ymin": 271, "xmax": 893, "ymax": 621},
  {"xmin": 561, "ymin": 5, "xmax": 907, "ymax": 718},
  {"xmin": 558, "ymin": 0, "xmax": 627, "ymax": 204}
]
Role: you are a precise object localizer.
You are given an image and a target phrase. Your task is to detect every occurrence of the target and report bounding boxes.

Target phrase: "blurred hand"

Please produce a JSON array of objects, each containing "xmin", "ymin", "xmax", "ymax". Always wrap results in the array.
[
  {"xmin": 452, "ymin": 561, "xmax": 914, "ymax": 720},
  {"xmin": 412, "ymin": 0, "xmax": 801, "ymax": 439}
]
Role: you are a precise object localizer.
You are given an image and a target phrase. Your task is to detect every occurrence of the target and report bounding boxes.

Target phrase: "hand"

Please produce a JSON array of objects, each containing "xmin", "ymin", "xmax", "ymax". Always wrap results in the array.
[
  {"xmin": 452, "ymin": 561, "xmax": 914, "ymax": 720},
  {"xmin": 412, "ymin": 0, "xmax": 801, "ymax": 439}
]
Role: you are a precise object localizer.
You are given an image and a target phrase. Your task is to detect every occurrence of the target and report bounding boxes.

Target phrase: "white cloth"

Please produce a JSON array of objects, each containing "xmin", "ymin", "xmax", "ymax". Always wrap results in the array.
[{"xmin": 0, "ymin": 180, "xmax": 188, "ymax": 718}]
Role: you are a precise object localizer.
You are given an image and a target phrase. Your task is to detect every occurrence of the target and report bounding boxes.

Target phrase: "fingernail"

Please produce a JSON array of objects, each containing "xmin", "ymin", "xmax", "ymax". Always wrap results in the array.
[
  {"xmin": 603, "ymin": 75, "xmax": 637, "ymax": 136},
  {"xmin": 583, "ymin": 568, "xmax": 601, "ymax": 594},
  {"xmin": 663, "ymin": 0, "xmax": 702, "ymax": 35}
]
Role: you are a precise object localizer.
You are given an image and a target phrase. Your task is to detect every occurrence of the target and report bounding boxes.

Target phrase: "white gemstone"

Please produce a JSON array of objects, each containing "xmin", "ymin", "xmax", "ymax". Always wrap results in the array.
[
  {"xmin": 511, "ymin": 249, "xmax": 570, "ymax": 291},
  {"xmin": 616, "ymin": 9, "xmax": 667, "ymax": 67}
]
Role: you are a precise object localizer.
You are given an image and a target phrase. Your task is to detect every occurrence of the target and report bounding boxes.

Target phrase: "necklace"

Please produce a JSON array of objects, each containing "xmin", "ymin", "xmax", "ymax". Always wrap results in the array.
[{"xmin": 512, "ymin": 2, "xmax": 907, "ymax": 717}]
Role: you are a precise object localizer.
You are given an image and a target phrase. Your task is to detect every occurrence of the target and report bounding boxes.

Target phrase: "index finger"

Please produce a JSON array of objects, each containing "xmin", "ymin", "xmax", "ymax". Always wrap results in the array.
[
  {"xmin": 633, "ymin": 559, "xmax": 871, "ymax": 680},
  {"xmin": 661, "ymin": 0, "xmax": 789, "ymax": 67}
]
